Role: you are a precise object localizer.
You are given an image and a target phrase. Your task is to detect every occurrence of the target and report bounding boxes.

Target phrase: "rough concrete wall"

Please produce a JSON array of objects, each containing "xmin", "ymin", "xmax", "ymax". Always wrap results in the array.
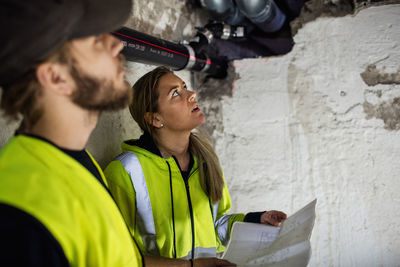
[
  {"xmin": 210, "ymin": 5, "xmax": 400, "ymax": 266},
  {"xmin": 0, "ymin": 109, "xmax": 19, "ymax": 147}
]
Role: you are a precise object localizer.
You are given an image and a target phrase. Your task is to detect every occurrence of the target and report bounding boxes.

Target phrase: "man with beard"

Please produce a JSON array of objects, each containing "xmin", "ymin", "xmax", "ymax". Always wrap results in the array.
[{"xmin": 0, "ymin": 0, "xmax": 235, "ymax": 266}]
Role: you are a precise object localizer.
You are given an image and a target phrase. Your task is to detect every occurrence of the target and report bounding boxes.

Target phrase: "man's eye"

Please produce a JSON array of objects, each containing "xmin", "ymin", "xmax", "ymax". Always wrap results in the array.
[{"xmin": 172, "ymin": 90, "xmax": 179, "ymax": 97}]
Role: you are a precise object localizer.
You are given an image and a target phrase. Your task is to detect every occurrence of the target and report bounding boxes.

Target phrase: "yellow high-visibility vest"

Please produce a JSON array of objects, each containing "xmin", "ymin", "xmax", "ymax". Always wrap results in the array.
[
  {"xmin": 0, "ymin": 135, "xmax": 142, "ymax": 267},
  {"xmin": 104, "ymin": 139, "xmax": 245, "ymax": 259}
]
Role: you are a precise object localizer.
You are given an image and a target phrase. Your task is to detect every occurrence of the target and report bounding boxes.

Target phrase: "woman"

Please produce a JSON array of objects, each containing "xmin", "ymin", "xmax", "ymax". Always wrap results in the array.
[{"xmin": 104, "ymin": 66, "xmax": 286, "ymax": 262}]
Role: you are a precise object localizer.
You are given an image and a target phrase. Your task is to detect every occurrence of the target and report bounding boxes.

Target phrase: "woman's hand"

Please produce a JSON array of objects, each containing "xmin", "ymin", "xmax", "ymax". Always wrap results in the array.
[{"xmin": 260, "ymin": 210, "xmax": 287, "ymax": 226}]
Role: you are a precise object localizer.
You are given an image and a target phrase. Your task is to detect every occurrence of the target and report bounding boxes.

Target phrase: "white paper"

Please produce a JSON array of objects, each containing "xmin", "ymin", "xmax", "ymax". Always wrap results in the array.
[{"xmin": 222, "ymin": 199, "xmax": 317, "ymax": 267}]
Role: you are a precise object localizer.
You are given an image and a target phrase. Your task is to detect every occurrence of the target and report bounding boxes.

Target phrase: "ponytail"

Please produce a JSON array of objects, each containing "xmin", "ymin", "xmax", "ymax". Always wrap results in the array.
[{"xmin": 189, "ymin": 131, "xmax": 224, "ymax": 204}]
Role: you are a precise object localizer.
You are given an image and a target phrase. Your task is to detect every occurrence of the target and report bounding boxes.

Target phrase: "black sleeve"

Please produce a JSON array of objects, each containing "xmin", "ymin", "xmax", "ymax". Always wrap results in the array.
[
  {"xmin": 244, "ymin": 211, "xmax": 265, "ymax": 223},
  {"xmin": 0, "ymin": 203, "xmax": 69, "ymax": 267}
]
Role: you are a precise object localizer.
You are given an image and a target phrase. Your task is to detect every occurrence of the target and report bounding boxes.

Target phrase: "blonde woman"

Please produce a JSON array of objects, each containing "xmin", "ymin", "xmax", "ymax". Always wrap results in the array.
[{"xmin": 104, "ymin": 66, "xmax": 286, "ymax": 265}]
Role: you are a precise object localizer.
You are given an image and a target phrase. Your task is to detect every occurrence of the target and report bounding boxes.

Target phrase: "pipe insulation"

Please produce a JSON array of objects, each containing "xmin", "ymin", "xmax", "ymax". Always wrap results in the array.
[{"xmin": 113, "ymin": 27, "xmax": 227, "ymax": 78}]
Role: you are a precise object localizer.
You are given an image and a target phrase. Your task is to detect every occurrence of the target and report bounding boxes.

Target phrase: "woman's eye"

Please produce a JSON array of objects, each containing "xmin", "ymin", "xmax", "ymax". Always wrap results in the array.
[{"xmin": 172, "ymin": 90, "xmax": 179, "ymax": 97}]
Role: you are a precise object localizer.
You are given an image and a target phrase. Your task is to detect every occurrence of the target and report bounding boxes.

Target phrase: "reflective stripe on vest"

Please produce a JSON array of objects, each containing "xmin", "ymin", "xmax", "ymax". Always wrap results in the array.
[
  {"xmin": 117, "ymin": 151, "xmax": 217, "ymax": 259},
  {"xmin": 213, "ymin": 202, "xmax": 232, "ymax": 246},
  {"xmin": 116, "ymin": 152, "xmax": 160, "ymax": 256}
]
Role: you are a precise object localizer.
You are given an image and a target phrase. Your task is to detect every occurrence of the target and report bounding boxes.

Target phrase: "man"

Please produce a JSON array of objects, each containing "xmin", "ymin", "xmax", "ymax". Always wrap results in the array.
[{"xmin": 0, "ymin": 0, "xmax": 235, "ymax": 266}]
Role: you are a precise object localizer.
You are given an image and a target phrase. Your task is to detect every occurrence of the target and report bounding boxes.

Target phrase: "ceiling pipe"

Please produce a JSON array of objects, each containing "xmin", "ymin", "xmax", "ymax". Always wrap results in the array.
[
  {"xmin": 235, "ymin": 0, "xmax": 286, "ymax": 33},
  {"xmin": 199, "ymin": 0, "xmax": 245, "ymax": 25},
  {"xmin": 201, "ymin": 0, "xmax": 286, "ymax": 33},
  {"xmin": 112, "ymin": 27, "xmax": 227, "ymax": 78}
]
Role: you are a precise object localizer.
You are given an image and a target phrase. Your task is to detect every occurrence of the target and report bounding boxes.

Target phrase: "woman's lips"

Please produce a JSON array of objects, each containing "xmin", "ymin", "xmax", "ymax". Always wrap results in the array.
[{"xmin": 192, "ymin": 106, "xmax": 200, "ymax": 112}]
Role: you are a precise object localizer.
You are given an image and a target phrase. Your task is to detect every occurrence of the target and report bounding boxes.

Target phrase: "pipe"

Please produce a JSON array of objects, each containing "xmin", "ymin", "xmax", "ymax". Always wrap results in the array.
[
  {"xmin": 199, "ymin": 0, "xmax": 233, "ymax": 18},
  {"xmin": 201, "ymin": 22, "xmax": 246, "ymax": 41},
  {"xmin": 200, "ymin": 0, "xmax": 244, "ymax": 25},
  {"xmin": 112, "ymin": 27, "xmax": 227, "ymax": 78},
  {"xmin": 235, "ymin": 0, "xmax": 286, "ymax": 33}
]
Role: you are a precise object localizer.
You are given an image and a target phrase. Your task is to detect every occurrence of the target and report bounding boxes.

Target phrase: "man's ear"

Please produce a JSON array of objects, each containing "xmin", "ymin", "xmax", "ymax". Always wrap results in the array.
[
  {"xmin": 144, "ymin": 112, "xmax": 163, "ymax": 128},
  {"xmin": 36, "ymin": 62, "xmax": 74, "ymax": 96}
]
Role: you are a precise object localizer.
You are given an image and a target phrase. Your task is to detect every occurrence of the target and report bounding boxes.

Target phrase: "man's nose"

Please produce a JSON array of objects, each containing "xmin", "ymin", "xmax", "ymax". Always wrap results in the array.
[{"xmin": 105, "ymin": 33, "xmax": 124, "ymax": 57}]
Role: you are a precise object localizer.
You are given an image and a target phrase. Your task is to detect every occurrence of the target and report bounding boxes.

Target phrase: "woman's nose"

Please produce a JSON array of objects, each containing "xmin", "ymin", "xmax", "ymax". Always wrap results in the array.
[{"xmin": 188, "ymin": 90, "xmax": 197, "ymax": 102}]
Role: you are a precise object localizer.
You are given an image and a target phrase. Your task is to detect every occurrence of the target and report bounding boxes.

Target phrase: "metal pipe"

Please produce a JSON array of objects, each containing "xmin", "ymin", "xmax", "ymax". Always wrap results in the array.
[
  {"xmin": 112, "ymin": 27, "xmax": 227, "ymax": 78},
  {"xmin": 235, "ymin": 0, "xmax": 286, "ymax": 33},
  {"xmin": 199, "ymin": 0, "xmax": 244, "ymax": 25}
]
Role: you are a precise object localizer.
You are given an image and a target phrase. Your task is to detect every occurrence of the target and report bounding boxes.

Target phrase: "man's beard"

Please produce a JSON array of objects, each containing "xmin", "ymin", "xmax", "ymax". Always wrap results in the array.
[{"xmin": 69, "ymin": 57, "xmax": 132, "ymax": 111}]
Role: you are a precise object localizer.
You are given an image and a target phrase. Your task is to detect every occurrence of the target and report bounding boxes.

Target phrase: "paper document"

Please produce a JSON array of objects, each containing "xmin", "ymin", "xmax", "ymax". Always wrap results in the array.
[{"xmin": 222, "ymin": 199, "xmax": 317, "ymax": 267}]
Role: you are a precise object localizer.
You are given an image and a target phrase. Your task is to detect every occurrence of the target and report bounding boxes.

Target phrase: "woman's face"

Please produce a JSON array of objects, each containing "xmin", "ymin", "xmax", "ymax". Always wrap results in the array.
[{"xmin": 154, "ymin": 72, "xmax": 205, "ymax": 132}]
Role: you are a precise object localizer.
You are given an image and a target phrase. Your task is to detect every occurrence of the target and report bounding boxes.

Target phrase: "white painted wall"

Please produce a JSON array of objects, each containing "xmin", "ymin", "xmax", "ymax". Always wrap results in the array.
[{"xmin": 214, "ymin": 5, "xmax": 400, "ymax": 266}]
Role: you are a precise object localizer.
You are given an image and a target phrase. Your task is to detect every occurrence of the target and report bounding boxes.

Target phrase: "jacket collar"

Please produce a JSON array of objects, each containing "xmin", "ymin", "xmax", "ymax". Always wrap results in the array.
[
  {"xmin": 125, "ymin": 131, "xmax": 162, "ymax": 157},
  {"xmin": 124, "ymin": 132, "xmax": 195, "ymax": 174}
]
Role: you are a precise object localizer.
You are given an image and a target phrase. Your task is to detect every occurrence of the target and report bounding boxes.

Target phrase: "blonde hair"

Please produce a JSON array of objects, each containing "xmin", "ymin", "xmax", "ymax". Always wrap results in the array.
[{"xmin": 130, "ymin": 66, "xmax": 224, "ymax": 203}]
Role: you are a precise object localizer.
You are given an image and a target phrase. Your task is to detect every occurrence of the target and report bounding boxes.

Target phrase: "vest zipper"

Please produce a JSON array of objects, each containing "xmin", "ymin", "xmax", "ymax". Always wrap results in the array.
[
  {"xmin": 184, "ymin": 176, "xmax": 195, "ymax": 261},
  {"xmin": 172, "ymin": 156, "xmax": 196, "ymax": 260},
  {"xmin": 166, "ymin": 161, "xmax": 177, "ymax": 258}
]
